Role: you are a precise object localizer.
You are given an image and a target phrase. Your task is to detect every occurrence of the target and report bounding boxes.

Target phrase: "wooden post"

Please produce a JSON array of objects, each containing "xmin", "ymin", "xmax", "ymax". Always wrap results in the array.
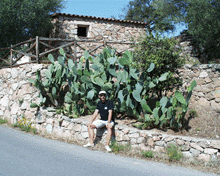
[
  {"xmin": 10, "ymin": 45, "xmax": 13, "ymax": 67},
  {"xmin": 103, "ymin": 38, "xmax": 107, "ymax": 48},
  {"xmin": 74, "ymin": 40, "xmax": 77, "ymax": 61},
  {"xmin": 36, "ymin": 36, "xmax": 39, "ymax": 63}
]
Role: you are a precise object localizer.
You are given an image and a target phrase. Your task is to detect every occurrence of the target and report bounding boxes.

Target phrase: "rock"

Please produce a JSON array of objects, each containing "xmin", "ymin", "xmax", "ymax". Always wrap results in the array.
[
  {"xmin": 154, "ymin": 146, "xmax": 165, "ymax": 153},
  {"xmin": 81, "ymin": 125, "xmax": 88, "ymax": 132},
  {"xmin": 152, "ymin": 136, "xmax": 161, "ymax": 141},
  {"xmin": 146, "ymin": 138, "xmax": 155, "ymax": 147},
  {"xmin": 74, "ymin": 124, "xmax": 82, "ymax": 132},
  {"xmin": 176, "ymin": 139, "xmax": 185, "ymax": 146},
  {"xmin": 20, "ymin": 101, "xmax": 27, "ymax": 110},
  {"xmin": 155, "ymin": 141, "xmax": 165, "ymax": 147},
  {"xmin": 213, "ymin": 88, "xmax": 220, "ymax": 98},
  {"xmin": 0, "ymin": 95, "xmax": 9, "ymax": 107},
  {"xmin": 190, "ymin": 148, "xmax": 200, "ymax": 156},
  {"xmin": 199, "ymin": 71, "xmax": 208, "ymax": 78},
  {"xmin": 46, "ymin": 118, "xmax": 54, "ymax": 124},
  {"xmin": 182, "ymin": 151, "xmax": 192, "ymax": 158},
  {"xmin": 210, "ymin": 100, "xmax": 219, "ymax": 110},
  {"xmin": 53, "ymin": 127, "xmax": 64, "ymax": 137},
  {"xmin": 139, "ymin": 144, "xmax": 151, "ymax": 151},
  {"xmin": 211, "ymin": 155, "xmax": 218, "ymax": 162},
  {"xmin": 63, "ymin": 130, "xmax": 72, "ymax": 139},
  {"xmin": 137, "ymin": 137, "xmax": 145, "ymax": 144},
  {"xmin": 205, "ymin": 92, "xmax": 215, "ymax": 100},
  {"xmin": 122, "ymin": 129, "xmax": 129, "ymax": 134},
  {"xmin": 204, "ymin": 148, "xmax": 218, "ymax": 155},
  {"xmin": 46, "ymin": 124, "xmax": 53, "ymax": 133},
  {"xmin": 10, "ymin": 103, "xmax": 19, "ymax": 115},
  {"xmin": 190, "ymin": 143, "xmax": 204, "ymax": 152},
  {"xmin": 213, "ymin": 78, "xmax": 220, "ymax": 87},
  {"xmin": 197, "ymin": 98, "xmax": 210, "ymax": 106},
  {"xmin": 197, "ymin": 78, "xmax": 206, "ymax": 85},
  {"xmin": 164, "ymin": 137, "xmax": 174, "ymax": 142},
  {"xmin": 62, "ymin": 120, "xmax": 70, "ymax": 128},
  {"xmin": 67, "ymin": 123, "xmax": 74, "ymax": 130},
  {"xmin": 32, "ymin": 64, "xmax": 42, "ymax": 73},
  {"xmin": 11, "ymin": 68, "xmax": 19, "ymax": 78},
  {"xmin": 128, "ymin": 133, "xmax": 139, "ymax": 138},
  {"xmin": 201, "ymin": 84, "xmax": 215, "ymax": 93},
  {"xmin": 205, "ymin": 77, "xmax": 212, "ymax": 83},
  {"xmin": 198, "ymin": 154, "xmax": 211, "ymax": 162},
  {"xmin": 130, "ymin": 138, "xmax": 137, "ymax": 144}
]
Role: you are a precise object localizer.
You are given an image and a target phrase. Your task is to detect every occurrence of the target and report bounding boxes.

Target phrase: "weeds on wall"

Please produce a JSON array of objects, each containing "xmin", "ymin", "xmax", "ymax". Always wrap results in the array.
[
  {"xmin": 0, "ymin": 118, "xmax": 7, "ymax": 124},
  {"xmin": 142, "ymin": 150, "xmax": 154, "ymax": 158},
  {"xmin": 110, "ymin": 140, "xmax": 131, "ymax": 153},
  {"xmin": 13, "ymin": 115, "xmax": 37, "ymax": 134},
  {"xmin": 166, "ymin": 144, "xmax": 183, "ymax": 162}
]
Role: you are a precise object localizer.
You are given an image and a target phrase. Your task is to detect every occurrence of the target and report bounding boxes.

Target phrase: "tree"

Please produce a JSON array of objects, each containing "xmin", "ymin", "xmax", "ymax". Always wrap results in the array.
[
  {"xmin": 123, "ymin": 0, "xmax": 175, "ymax": 34},
  {"xmin": 132, "ymin": 33, "xmax": 184, "ymax": 99},
  {"xmin": 0, "ymin": 0, "xmax": 64, "ymax": 48},
  {"xmin": 152, "ymin": 0, "xmax": 220, "ymax": 62}
]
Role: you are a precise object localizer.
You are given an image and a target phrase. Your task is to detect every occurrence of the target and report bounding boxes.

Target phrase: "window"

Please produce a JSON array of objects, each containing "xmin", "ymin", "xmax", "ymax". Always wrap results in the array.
[{"xmin": 77, "ymin": 26, "xmax": 88, "ymax": 37}]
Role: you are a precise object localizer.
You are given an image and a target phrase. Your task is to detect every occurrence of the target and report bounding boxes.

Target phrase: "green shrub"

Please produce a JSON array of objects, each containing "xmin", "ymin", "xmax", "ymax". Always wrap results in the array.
[
  {"xmin": 110, "ymin": 141, "xmax": 130, "ymax": 153},
  {"xmin": 13, "ymin": 116, "xmax": 37, "ymax": 133},
  {"xmin": 0, "ymin": 118, "xmax": 7, "ymax": 124},
  {"xmin": 142, "ymin": 150, "xmax": 154, "ymax": 158},
  {"xmin": 132, "ymin": 33, "xmax": 185, "ymax": 99},
  {"xmin": 189, "ymin": 109, "xmax": 198, "ymax": 118},
  {"xmin": 166, "ymin": 144, "xmax": 183, "ymax": 162}
]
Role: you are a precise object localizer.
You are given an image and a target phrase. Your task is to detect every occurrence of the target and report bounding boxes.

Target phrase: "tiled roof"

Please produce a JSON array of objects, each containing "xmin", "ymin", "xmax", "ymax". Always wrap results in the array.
[{"xmin": 51, "ymin": 13, "xmax": 148, "ymax": 26}]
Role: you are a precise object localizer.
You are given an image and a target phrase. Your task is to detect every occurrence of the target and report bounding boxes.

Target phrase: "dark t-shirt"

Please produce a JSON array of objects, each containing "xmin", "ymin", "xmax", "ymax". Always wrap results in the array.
[{"xmin": 96, "ymin": 100, "xmax": 114, "ymax": 121}]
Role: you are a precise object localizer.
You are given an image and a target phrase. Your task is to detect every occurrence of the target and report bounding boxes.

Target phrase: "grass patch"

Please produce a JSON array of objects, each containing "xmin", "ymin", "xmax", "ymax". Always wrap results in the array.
[
  {"xmin": 166, "ymin": 144, "xmax": 183, "ymax": 162},
  {"xmin": 0, "ymin": 118, "xmax": 7, "ymax": 124},
  {"xmin": 110, "ymin": 140, "xmax": 130, "ymax": 153},
  {"xmin": 142, "ymin": 150, "xmax": 154, "ymax": 158}
]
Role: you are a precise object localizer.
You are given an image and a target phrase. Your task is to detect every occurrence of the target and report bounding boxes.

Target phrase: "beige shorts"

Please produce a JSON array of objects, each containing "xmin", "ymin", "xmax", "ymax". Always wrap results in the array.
[{"xmin": 92, "ymin": 120, "xmax": 114, "ymax": 128}]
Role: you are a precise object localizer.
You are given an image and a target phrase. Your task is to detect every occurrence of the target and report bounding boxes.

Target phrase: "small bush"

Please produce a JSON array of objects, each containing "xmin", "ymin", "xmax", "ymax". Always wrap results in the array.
[
  {"xmin": 142, "ymin": 150, "xmax": 154, "ymax": 158},
  {"xmin": 166, "ymin": 144, "xmax": 183, "ymax": 162},
  {"xmin": 13, "ymin": 115, "xmax": 37, "ymax": 134},
  {"xmin": 110, "ymin": 141, "xmax": 130, "ymax": 153},
  {"xmin": 189, "ymin": 109, "xmax": 198, "ymax": 118},
  {"xmin": 0, "ymin": 118, "xmax": 7, "ymax": 124}
]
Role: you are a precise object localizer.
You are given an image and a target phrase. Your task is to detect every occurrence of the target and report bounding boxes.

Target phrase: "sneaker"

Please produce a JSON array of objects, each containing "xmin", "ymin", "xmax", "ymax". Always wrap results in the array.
[
  {"xmin": 83, "ymin": 143, "xmax": 94, "ymax": 148},
  {"xmin": 105, "ymin": 145, "xmax": 112, "ymax": 152}
]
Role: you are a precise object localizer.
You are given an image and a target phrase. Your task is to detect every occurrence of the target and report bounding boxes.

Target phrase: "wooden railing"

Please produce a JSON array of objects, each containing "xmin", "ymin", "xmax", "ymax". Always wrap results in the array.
[{"xmin": 0, "ymin": 36, "xmax": 134, "ymax": 67}]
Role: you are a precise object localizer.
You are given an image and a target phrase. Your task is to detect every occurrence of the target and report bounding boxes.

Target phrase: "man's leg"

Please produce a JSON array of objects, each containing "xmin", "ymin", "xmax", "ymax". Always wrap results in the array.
[
  {"xmin": 106, "ymin": 121, "xmax": 114, "ymax": 145},
  {"xmin": 88, "ymin": 124, "xmax": 96, "ymax": 144},
  {"xmin": 83, "ymin": 124, "xmax": 96, "ymax": 147}
]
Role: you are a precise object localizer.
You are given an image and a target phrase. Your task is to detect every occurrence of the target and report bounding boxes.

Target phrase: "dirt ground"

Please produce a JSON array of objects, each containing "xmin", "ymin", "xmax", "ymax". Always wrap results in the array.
[{"xmin": 115, "ymin": 104, "xmax": 220, "ymax": 140}]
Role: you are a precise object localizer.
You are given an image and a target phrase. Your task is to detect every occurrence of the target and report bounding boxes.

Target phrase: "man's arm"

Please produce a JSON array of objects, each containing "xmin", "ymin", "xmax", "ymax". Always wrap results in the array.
[{"xmin": 107, "ymin": 110, "xmax": 113, "ymax": 123}]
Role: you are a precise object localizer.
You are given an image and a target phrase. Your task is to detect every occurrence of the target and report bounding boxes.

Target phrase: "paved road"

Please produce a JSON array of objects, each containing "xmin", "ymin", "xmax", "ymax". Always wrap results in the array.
[{"xmin": 0, "ymin": 125, "xmax": 216, "ymax": 176}]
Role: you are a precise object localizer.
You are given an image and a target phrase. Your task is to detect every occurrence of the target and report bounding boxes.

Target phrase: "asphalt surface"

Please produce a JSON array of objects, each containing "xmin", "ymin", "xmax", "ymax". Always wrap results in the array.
[{"xmin": 0, "ymin": 125, "xmax": 217, "ymax": 176}]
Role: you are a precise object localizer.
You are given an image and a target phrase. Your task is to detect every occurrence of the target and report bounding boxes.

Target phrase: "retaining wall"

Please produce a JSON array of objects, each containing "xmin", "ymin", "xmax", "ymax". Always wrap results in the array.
[{"xmin": 0, "ymin": 64, "xmax": 219, "ymax": 162}]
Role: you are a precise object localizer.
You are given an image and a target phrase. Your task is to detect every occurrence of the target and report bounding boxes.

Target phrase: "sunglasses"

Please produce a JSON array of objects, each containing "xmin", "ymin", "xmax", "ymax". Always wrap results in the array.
[{"xmin": 99, "ymin": 94, "xmax": 106, "ymax": 97}]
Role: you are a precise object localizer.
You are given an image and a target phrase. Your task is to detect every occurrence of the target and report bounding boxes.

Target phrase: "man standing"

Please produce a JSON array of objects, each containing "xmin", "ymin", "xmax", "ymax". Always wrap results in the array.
[{"xmin": 83, "ymin": 91, "xmax": 114, "ymax": 152}]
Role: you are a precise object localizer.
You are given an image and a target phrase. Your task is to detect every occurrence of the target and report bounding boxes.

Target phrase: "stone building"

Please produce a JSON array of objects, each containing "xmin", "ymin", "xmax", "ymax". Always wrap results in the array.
[{"xmin": 50, "ymin": 13, "xmax": 147, "ymax": 57}]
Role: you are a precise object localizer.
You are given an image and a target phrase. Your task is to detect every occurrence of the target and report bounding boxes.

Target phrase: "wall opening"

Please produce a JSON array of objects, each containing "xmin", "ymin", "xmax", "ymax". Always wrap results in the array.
[{"xmin": 77, "ymin": 26, "xmax": 88, "ymax": 37}]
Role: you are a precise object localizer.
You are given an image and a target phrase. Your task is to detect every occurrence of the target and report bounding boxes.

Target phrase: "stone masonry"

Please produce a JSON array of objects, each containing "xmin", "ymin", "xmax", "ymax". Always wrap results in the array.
[
  {"xmin": 0, "ymin": 64, "xmax": 220, "ymax": 162},
  {"xmin": 50, "ymin": 13, "xmax": 146, "ymax": 56}
]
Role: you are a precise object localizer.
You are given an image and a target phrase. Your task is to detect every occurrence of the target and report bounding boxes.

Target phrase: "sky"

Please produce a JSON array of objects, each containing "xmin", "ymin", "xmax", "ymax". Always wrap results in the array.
[
  {"xmin": 61, "ymin": 0, "xmax": 130, "ymax": 19},
  {"xmin": 61, "ymin": 0, "xmax": 187, "ymax": 37}
]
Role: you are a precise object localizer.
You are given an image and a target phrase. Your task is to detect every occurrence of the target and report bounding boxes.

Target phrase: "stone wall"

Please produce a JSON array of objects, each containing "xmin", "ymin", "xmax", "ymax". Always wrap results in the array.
[
  {"xmin": 180, "ymin": 64, "xmax": 220, "ymax": 110},
  {"xmin": 0, "ymin": 64, "xmax": 219, "ymax": 162},
  {"xmin": 51, "ymin": 14, "xmax": 146, "ymax": 56}
]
